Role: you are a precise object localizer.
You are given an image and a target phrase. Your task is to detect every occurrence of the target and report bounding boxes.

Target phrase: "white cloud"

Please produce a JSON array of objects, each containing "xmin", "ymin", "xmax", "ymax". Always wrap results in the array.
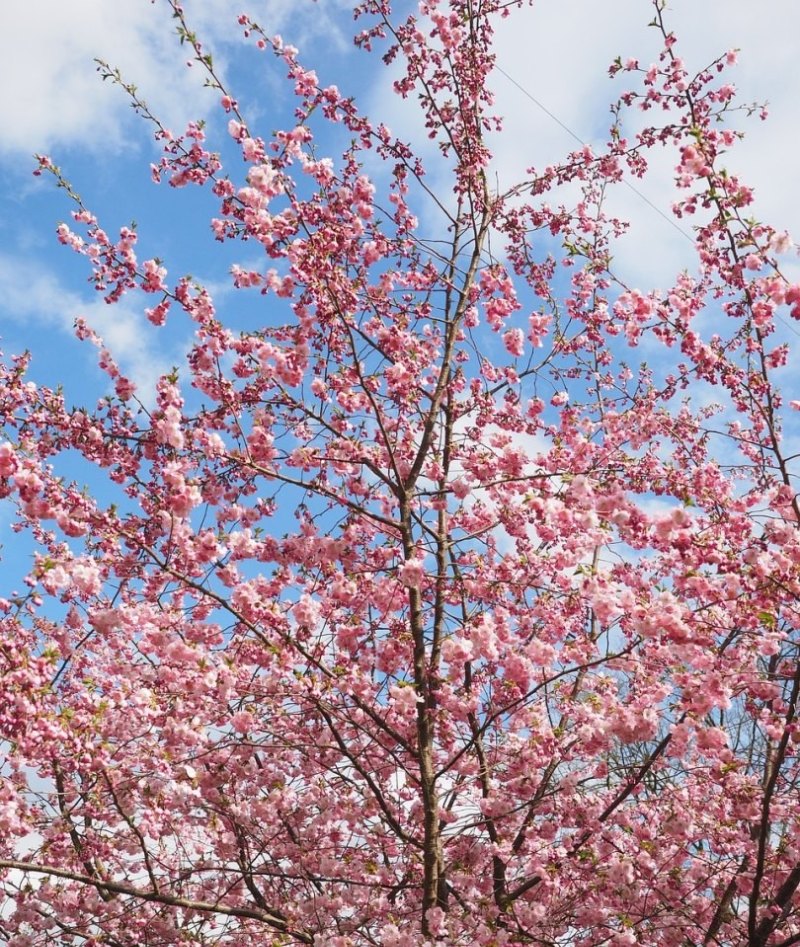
[
  {"xmin": 0, "ymin": 253, "xmax": 179, "ymax": 403},
  {"xmin": 0, "ymin": 1, "xmax": 203, "ymax": 157},
  {"xmin": 0, "ymin": 0, "xmax": 357, "ymax": 159},
  {"xmin": 490, "ymin": 1, "xmax": 800, "ymax": 285},
  {"xmin": 2, "ymin": 1, "xmax": 798, "ymax": 405},
  {"xmin": 3, "ymin": 1, "xmax": 796, "ymax": 236},
  {"xmin": 360, "ymin": 2, "xmax": 800, "ymax": 287}
]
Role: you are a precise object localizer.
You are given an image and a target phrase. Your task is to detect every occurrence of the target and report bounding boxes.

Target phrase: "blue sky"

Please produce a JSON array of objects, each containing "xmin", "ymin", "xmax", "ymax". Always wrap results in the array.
[
  {"xmin": 1, "ymin": 1, "xmax": 799, "ymax": 399},
  {"xmin": 0, "ymin": 0, "xmax": 799, "ymax": 570},
  {"xmin": 0, "ymin": 1, "xmax": 363, "ymax": 399},
  {"xmin": 0, "ymin": 0, "xmax": 797, "ymax": 896}
]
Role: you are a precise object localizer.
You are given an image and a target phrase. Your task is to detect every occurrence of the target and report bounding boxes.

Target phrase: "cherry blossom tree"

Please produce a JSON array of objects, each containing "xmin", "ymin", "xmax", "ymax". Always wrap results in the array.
[{"xmin": 2, "ymin": 1, "xmax": 800, "ymax": 944}]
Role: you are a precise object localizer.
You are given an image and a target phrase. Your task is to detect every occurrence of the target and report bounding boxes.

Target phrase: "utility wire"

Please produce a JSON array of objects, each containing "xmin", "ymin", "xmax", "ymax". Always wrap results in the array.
[
  {"xmin": 494, "ymin": 63, "xmax": 693, "ymax": 244},
  {"xmin": 495, "ymin": 63, "xmax": 800, "ymax": 341}
]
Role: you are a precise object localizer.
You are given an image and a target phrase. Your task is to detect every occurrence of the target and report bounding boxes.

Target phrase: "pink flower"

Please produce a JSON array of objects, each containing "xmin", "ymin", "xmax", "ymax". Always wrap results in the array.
[
  {"xmin": 0, "ymin": 443, "xmax": 18, "ymax": 477},
  {"xmin": 145, "ymin": 301, "xmax": 170, "ymax": 326},
  {"xmin": 450, "ymin": 478, "xmax": 470, "ymax": 499},
  {"xmin": 230, "ymin": 711, "xmax": 251, "ymax": 733},
  {"xmin": 114, "ymin": 376, "xmax": 136, "ymax": 400},
  {"xmin": 310, "ymin": 377, "xmax": 328, "ymax": 399},
  {"xmin": 696, "ymin": 726, "xmax": 728, "ymax": 753},
  {"xmin": 141, "ymin": 259, "xmax": 167, "ymax": 293},
  {"xmin": 70, "ymin": 558, "xmax": 101, "ymax": 596},
  {"xmin": 399, "ymin": 560, "xmax": 425, "ymax": 589},
  {"xmin": 768, "ymin": 230, "xmax": 793, "ymax": 254},
  {"xmin": 503, "ymin": 328, "xmax": 524, "ymax": 357},
  {"xmin": 293, "ymin": 594, "xmax": 321, "ymax": 628},
  {"xmin": 155, "ymin": 406, "xmax": 185, "ymax": 450},
  {"xmin": 389, "ymin": 684, "xmax": 422, "ymax": 713},
  {"xmin": 89, "ymin": 608, "xmax": 121, "ymax": 633}
]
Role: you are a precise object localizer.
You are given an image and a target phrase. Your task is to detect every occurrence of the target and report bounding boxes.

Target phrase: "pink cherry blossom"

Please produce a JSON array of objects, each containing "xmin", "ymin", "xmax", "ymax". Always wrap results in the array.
[
  {"xmin": 503, "ymin": 327, "xmax": 525, "ymax": 357},
  {"xmin": 4, "ymin": 2, "xmax": 800, "ymax": 945},
  {"xmin": 398, "ymin": 559, "xmax": 425, "ymax": 589}
]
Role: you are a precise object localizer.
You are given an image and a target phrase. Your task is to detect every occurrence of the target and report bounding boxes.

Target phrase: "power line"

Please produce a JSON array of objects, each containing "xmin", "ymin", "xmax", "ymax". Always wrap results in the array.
[
  {"xmin": 494, "ymin": 63, "xmax": 800, "ymax": 342},
  {"xmin": 494, "ymin": 64, "xmax": 694, "ymax": 245}
]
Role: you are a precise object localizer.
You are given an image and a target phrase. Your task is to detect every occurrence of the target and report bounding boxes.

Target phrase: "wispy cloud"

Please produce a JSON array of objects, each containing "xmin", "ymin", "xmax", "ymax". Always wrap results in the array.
[
  {"xmin": 0, "ymin": 253, "xmax": 179, "ymax": 403},
  {"xmin": 0, "ymin": 2, "xmax": 203, "ymax": 157},
  {"xmin": 490, "ymin": 0, "xmax": 800, "ymax": 284},
  {"xmin": 0, "ymin": 0, "xmax": 359, "ymax": 159}
]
